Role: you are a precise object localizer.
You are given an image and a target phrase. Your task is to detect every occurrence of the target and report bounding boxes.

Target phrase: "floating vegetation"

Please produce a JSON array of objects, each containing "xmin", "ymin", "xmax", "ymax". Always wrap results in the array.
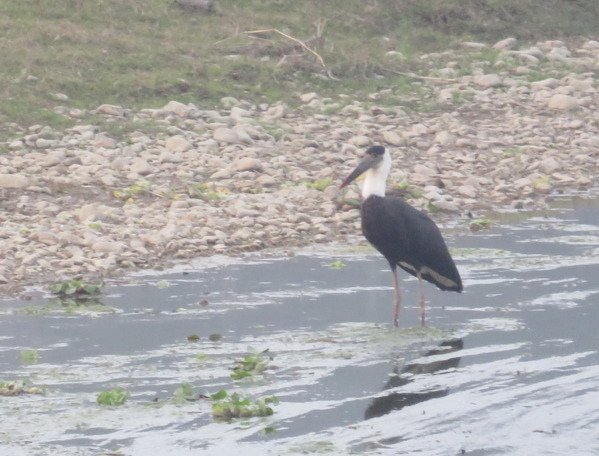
[
  {"xmin": 154, "ymin": 280, "xmax": 172, "ymax": 289},
  {"xmin": 195, "ymin": 352, "xmax": 208, "ymax": 363},
  {"xmin": 211, "ymin": 389, "xmax": 278, "ymax": 420},
  {"xmin": 328, "ymin": 260, "xmax": 347, "ymax": 269},
  {"xmin": 0, "ymin": 380, "xmax": 45, "ymax": 396},
  {"xmin": 20, "ymin": 297, "xmax": 115, "ymax": 316},
  {"xmin": 20, "ymin": 349, "xmax": 39, "ymax": 364},
  {"xmin": 49, "ymin": 279, "xmax": 103, "ymax": 297},
  {"xmin": 171, "ymin": 383, "xmax": 198, "ymax": 405},
  {"xmin": 231, "ymin": 350, "xmax": 271, "ymax": 381},
  {"xmin": 470, "ymin": 218, "xmax": 493, "ymax": 232},
  {"xmin": 187, "ymin": 334, "xmax": 200, "ymax": 343},
  {"xmin": 208, "ymin": 333, "xmax": 222, "ymax": 342},
  {"xmin": 96, "ymin": 388, "xmax": 130, "ymax": 406}
]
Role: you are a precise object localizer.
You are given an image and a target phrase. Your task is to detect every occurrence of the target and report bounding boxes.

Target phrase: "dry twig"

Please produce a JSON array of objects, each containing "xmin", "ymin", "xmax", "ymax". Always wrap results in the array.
[
  {"xmin": 390, "ymin": 70, "xmax": 458, "ymax": 83},
  {"xmin": 244, "ymin": 28, "xmax": 337, "ymax": 79}
]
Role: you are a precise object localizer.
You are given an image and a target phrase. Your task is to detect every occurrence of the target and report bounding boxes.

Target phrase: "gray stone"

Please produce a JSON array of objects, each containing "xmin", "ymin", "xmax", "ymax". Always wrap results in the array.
[
  {"xmin": 92, "ymin": 134, "xmax": 117, "ymax": 149},
  {"xmin": 234, "ymin": 157, "xmax": 263, "ymax": 172},
  {"xmin": 473, "ymin": 74, "xmax": 503, "ymax": 88},
  {"xmin": 262, "ymin": 104, "xmax": 286, "ymax": 121},
  {"xmin": 165, "ymin": 135, "xmax": 192, "ymax": 152},
  {"xmin": 213, "ymin": 127, "xmax": 240, "ymax": 144},
  {"xmin": 35, "ymin": 138, "xmax": 58, "ymax": 148},
  {"xmin": 0, "ymin": 173, "xmax": 29, "ymax": 188},
  {"xmin": 493, "ymin": 37, "xmax": 517, "ymax": 50},
  {"xmin": 539, "ymin": 157, "xmax": 560, "ymax": 173},
  {"xmin": 349, "ymin": 136, "xmax": 370, "ymax": 147},
  {"xmin": 382, "ymin": 131, "xmax": 403, "ymax": 146},
  {"xmin": 300, "ymin": 92, "xmax": 319, "ymax": 103},
  {"xmin": 162, "ymin": 100, "xmax": 193, "ymax": 117},
  {"xmin": 32, "ymin": 230, "xmax": 60, "ymax": 246},
  {"xmin": 547, "ymin": 94, "xmax": 578, "ymax": 111},
  {"xmin": 130, "ymin": 158, "xmax": 152, "ymax": 175},
  {"xmin": 97, "ymin": 104, "xmax": 125, "ymax": 116}
]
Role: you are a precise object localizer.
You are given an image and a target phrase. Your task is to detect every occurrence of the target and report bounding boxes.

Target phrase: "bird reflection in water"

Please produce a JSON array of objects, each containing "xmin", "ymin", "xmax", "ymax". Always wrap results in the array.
[{"xmin": 364, "ymin": 338, "xmax": 463, "ymax": 420}]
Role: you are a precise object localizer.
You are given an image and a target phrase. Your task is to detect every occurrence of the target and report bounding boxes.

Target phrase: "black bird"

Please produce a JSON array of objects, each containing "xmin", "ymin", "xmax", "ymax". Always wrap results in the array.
[{"xmin": 340, "ymin": 145, "xmax": 462, "ymax": 326}]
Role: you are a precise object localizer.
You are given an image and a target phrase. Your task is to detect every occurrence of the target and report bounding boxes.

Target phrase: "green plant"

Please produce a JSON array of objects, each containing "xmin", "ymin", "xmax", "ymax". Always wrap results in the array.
[
  {"xmin": 427, "ymin": 202, "xmax": 440, "ymax": 214},
  {"xmin": 154, "ymin": 280, "xmax": 171, "ymax": 289},
  {"xmin": 210, "ymin": 389, "xmax": 278, "ymax": 420},
  {"xmin": 112, "ymin": 181, "xmax": 151, "ymax": 201},
  {"xmin": 328, "ymin": 260, "xmax": 346, "ymax": 270},
  {"xmin": 231, "ymin": 350, "xmax": 270, "ymax": 381},
  {"xmin": 306, "ymin": 178, "xmax": 333, "ymax": 191},
  {"xmin": 503, "ymin": 147, "xmax": 525, "ymax": 157},
  {"xmin": 469, "ymin": 218, "xmax": 492, "ymax": 232},
  {"xmin": 188, "ymin": 183, "xmax": 228, "ymax": 202},
  {"xmin": 20, "ymin": 349, "xmax": 39, "ymax": 364},
  {"xmin": 0, "ymin": 380, "xmax": 45, "ymax": 396},
  {"xmin": 172, "ymin": 383, "xmax": 197, "ymax": 404},
  {"xmin": 96, "ymin": 388, "xmax": 130, "ymax": 406},
  {"xmin": 49, "ymin": 279, "xmax": 103, "ymax": 297}
]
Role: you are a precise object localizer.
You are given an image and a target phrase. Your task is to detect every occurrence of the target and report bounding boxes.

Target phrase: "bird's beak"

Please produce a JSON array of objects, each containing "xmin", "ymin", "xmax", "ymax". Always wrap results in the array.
[{"xmin": 340, "ymin": 155, "xmax": 380, "ymax": 188}]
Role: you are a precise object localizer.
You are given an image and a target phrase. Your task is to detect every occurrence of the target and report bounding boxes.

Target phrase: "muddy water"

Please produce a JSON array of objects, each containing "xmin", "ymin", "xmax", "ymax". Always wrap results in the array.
[{"xmin": 1, "ymin": 197, "xmax": 598, "ymax": 456}]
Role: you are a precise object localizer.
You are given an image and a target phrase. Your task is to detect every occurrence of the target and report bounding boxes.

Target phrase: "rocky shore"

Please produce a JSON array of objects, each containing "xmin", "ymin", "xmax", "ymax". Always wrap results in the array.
[{"xmin": 1, "ymin": 38, "xmax": 598, "ymax": 293}]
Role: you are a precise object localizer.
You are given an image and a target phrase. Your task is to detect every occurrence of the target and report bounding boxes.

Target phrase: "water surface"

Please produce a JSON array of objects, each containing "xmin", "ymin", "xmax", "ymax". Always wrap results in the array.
[{"xmin": 1, "ymin": 197, "xmax": 598, "ymax": 455}]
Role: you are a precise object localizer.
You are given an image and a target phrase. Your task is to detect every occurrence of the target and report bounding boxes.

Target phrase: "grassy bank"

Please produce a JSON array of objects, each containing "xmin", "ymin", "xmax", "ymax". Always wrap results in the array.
[{"xmin": 1, "ymin": 0, "xmax": 597, "ymax": 127}]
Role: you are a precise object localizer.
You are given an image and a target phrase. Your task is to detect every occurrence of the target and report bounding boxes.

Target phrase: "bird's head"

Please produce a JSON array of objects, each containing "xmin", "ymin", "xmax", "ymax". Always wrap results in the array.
[{"xmin": 340, "ymin": 145, "xmax": 389, "ymax": 189}]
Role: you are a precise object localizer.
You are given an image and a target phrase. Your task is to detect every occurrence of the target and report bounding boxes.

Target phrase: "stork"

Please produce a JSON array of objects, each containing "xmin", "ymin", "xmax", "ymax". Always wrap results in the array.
[{"xmin": 340, "ymin": 145, "xmax": 462, "ymax": 326}]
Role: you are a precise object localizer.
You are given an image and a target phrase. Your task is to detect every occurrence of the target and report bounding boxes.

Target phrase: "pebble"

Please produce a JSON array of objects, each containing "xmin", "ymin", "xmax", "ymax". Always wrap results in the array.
[
  {"xmin": 214, "ymin": 127, "xmax": 240, "ymax": 144},
  {"xmin": 165, "ymin": 135, "xmax": 192, "ymax": 153},
  {"xmin": 234, "ymin": 157, "xmax": 263, "ymax": 172},
  {"xmin": 382, "ymin": 131, "xmax": 403, "ymax": 146},
  {"xmin": 162, "ymin": 100, "xmax": 193, "ymax": 117},
  {"xmin": 0, "ymin": 173, "xmax": 29, "ymax": 188},
  {"xmin": 547, "ymin": 94, "xmax": 578, "ymax": 111},
  {"xmin": 493, "ymin": 37, "xmax": 518, "ymax": 50},
  {"xmin": 1, "ymin": 37, "xmax": 598, "ymax": 294},
  {"xmin": 97, "ymin": 104, "xmax": 125, "ymax": 116},
  {"xmin": 130, "ymin": 158, "xmax": 153, "ymax": 175},
  {"xmin": 473, "ymin": 74, "xmax": 503, "ymax": 88}
]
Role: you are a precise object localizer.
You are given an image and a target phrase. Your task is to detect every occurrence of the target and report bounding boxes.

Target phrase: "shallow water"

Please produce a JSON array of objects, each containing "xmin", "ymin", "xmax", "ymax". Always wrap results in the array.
[{"xmin": 1, "ymin": 197, "xmax": 598, "ymax": 455}]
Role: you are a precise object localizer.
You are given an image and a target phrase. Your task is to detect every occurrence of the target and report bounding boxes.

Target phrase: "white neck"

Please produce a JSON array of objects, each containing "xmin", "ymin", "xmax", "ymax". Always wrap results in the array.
[{"xmin": 361, "ymin": 150, "xmax": 391, "ymax": 198}]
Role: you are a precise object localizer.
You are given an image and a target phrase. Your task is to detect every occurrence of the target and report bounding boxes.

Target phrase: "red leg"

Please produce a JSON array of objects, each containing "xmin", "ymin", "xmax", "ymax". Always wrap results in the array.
[
  {"xmin": 417, "ymin": 272, "xmax": 426, "ymax": 326},
  {"xmin": 392, "ymin": 268, "xmax": 401, "ymax": 327}
]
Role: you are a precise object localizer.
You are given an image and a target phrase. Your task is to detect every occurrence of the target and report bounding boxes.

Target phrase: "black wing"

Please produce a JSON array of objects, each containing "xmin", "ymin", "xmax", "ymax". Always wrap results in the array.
[{"xmin": 378, "ymin": 196, "xmax": 462, "ymax": 292}]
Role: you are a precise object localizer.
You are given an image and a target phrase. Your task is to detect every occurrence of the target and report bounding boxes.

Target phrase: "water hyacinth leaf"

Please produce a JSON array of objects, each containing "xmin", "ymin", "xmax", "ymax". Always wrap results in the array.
[
  {"xmin": 172, "ymin": 383, "xmax": 197, "ymax": 404},
  {"xmin": 155, "ymin": 280, "xmax": 171, "ymax": 289},
  {"xmin": 328, "ymin": 260, "xmax": 346, "ymax": 269},
  {"xmin": 195, "ymin": 352, "xmax": 207, "ymax": 362},
  {"xmin": 231, "ymin": 350, "xmax": 270, "ymax": 381},
  {"xmin": 20, "ymin": 349, "xmax": 39, "ymax": 364},
  {"xmin": 96, "ymin": 388, "xmax": 130, "ymax": 406},
  {"xmin": 211, "ymin": 390, "xmax": 279, "ymax": 420},
  {"xmin": 49, "ymin": 279, "xmax": 103, "ymax": 297},
  {"xmin": 470, "ymin": 218, "xmax": 493, "ymax": 232}
]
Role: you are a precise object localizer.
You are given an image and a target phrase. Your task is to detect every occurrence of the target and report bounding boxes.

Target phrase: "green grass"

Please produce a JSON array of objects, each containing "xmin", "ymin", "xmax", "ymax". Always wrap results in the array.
[{"xmin": 1, "ymin": 0, "xmax": 597, "ymax": 127}]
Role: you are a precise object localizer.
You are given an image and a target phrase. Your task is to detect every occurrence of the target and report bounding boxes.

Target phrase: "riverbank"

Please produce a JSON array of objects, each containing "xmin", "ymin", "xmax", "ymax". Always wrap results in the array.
[{"xmin": 1, "ymin": 37, "xmax": 598, "ymax": 293}]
